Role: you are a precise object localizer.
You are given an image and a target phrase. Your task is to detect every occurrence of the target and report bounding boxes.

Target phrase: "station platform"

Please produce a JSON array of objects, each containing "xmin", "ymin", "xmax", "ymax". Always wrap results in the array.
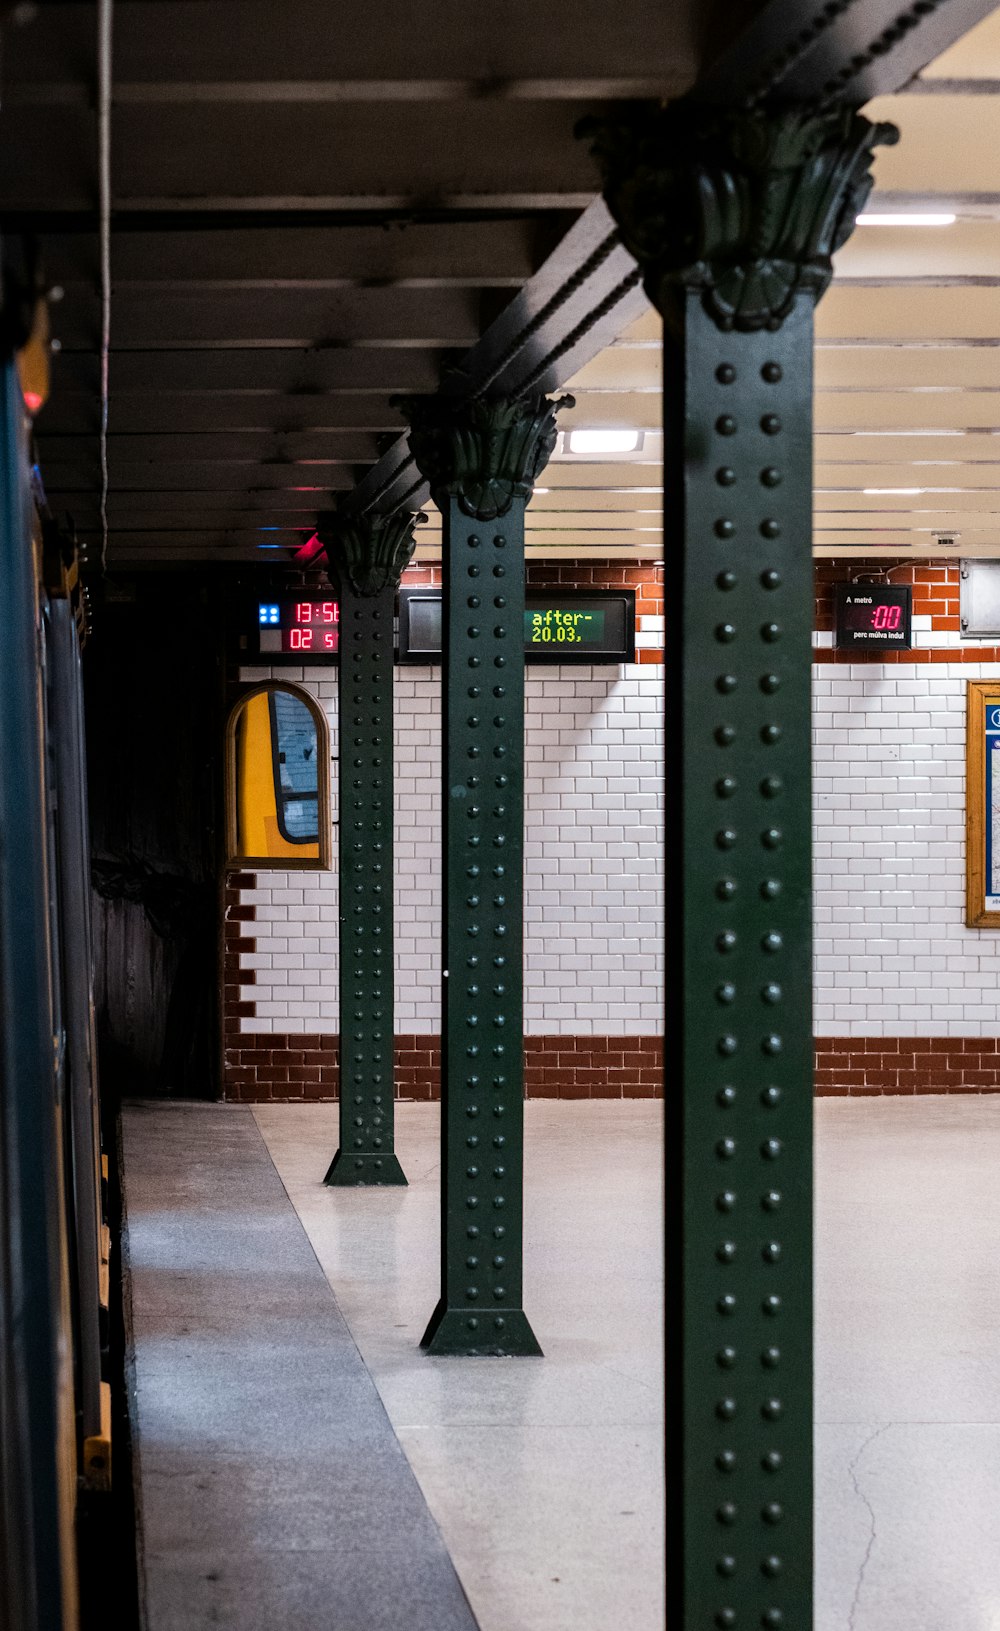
[
  {"xmin": 121, "ymin": 1100, "xmax": 665, "ymax": 1631},
  {"xmin": 122, "ymin": 1095, "xmax": 1000, "ymax": 1631}
]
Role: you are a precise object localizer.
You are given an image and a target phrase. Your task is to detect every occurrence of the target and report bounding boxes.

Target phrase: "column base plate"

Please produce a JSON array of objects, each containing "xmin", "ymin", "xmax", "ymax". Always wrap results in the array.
[
  {"xmin": 324, "ymin": 1150, "xmax": 408, "ymax": 1187},
  {"xmin": 421, "ymin": 1301, "xmax": 543, "ymax": 1357}
]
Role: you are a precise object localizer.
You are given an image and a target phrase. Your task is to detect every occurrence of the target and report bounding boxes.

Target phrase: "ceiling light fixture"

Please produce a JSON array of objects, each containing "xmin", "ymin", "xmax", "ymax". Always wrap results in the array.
[
  {"xmin": 565, "ymin": 428, "xmax": 644, "ymax": 455},
  {"xmin": 856, "ymin": 211, "xmax": 957, "ymax": 227},
  {"xmin": 862, "ymin": 487, "xmax": 923, "ymax": 495}
]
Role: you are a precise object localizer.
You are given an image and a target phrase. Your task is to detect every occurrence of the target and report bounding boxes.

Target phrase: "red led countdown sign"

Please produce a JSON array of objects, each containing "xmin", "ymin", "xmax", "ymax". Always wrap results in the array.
[
  {"xmin": 834, "ymin": 584, "xmax": 912, "ymax": 651},
  {"xmin": 257, "ymin": 599, "xmax": 339, "ymax": 654}
]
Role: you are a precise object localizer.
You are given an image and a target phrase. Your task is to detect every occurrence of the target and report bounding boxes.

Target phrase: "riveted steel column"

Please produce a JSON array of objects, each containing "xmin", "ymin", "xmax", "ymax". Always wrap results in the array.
[
  {"xmin": 324, "ymin": 510, "xmax": 423, "ymax": 1187},
  {"xmin": 431, "ymin": 493, "xmax": 536, "ymax": 1354},
  {"xmin": 669, "ymin": 298, "xmax": 814, "ymax": 1630},
  {"xmin": 399, "ymin": 393, "xmax": 570, "ymax": 1356},
  {"xmin": 581, "ymin": 102, "xmax": 897, "ymax": 1626}
]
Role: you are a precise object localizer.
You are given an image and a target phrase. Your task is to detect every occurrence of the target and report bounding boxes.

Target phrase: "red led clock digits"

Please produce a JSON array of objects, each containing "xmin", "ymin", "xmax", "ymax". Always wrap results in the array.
[
  {"xmin": 266, "ymin": 600, "xmax": 340, "ymax": 652},
  {"xmin": 871, "ymin": 603, "xmax": 902, "ymax": 631},
  {"xmin": 294, "ymin": 600, "xmax": 338, "ymax": 624}
]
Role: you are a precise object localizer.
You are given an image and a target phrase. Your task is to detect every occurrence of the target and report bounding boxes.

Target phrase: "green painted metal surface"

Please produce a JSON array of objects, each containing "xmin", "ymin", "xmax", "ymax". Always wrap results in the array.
[
  {"xmin": 577, "ymin": 98, "xmax": 897, "ymax": 1625},
  {"xmin": 322, "ymin": 510, "xmax": 420, "ymax": 1188},
  {"xmin": 324, "ymin": 578, "xmax": 405, "ymax": 1186},
  {"xmin": 421, "ymin": 493, "xmax": 540, "ymax": 1355},
  {"xmin": 665, "ymin": 296, "xmax": 814, "ymax": 1630},
  {"xmin": 398, "ymin": 391, "xmax": 569, "ymax": 1356}
]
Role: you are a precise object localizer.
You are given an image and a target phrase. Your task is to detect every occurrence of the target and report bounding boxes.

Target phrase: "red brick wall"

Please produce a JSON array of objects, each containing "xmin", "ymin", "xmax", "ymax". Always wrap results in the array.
[
  {"xmin": 223, "ymin": 1031, "xmax": 665, "ymax": 1102},
  {"xmin": 813, "ymin": 558, "xmax": 959, "ymax": 633},
  {"xmin": 402, "ymin": 558, "xmax": 664, "ymax": 662},
  {"xmin": 222, "ymin": 872, "xmax": 257, "ymax": 1042},
  {"xmin": 813, "ymin": 557, "xmax": 1000, "ymax": 663},
  {"xmin": 814, "ymin": 1038, "xmax": 1000, "ymax": 1096},
  {"xmin": 227, "ymin": 1032, "xmax": 1000, "ymax": 1099}
]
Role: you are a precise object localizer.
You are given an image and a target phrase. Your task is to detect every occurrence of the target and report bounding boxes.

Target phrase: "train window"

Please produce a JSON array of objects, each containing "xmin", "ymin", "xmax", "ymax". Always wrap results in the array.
[{"xmin": 225, "ymin": 684, "xmax": 332, "ymax": 869}]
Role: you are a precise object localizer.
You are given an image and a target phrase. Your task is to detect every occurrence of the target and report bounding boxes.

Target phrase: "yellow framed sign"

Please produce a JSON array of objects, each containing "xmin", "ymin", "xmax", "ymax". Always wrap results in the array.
[
  {"xmin": 966, "ymin": 681, "xmax": 1000, "ymax": 927},
  {"xmin": 225, "ymin": 682, "xmax": 332, "ymax": 870}
]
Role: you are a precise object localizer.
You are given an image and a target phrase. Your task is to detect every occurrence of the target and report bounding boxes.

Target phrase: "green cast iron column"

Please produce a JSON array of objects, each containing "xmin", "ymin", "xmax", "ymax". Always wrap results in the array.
[
  {"xmin": 582, "ymin": 103, "xmax": 897, "ymax": 1626},
  {"xmin": 324, "ymin": 509, "xmax": 424, "ymax": 1187},
  {"xmin": 398, "ymin": 393, "xmax": 570, "ymax": 1356}
]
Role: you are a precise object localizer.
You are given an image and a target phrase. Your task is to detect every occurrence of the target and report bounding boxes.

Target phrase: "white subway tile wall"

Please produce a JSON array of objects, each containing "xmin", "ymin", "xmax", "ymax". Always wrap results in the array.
[
  {"xmin": 813, "ymin": 660, "xmax": 1000, "ymax": 1038},
  {"xmin": 236, "ymin": 664, "xmax": 666, "ymax": 1036}
]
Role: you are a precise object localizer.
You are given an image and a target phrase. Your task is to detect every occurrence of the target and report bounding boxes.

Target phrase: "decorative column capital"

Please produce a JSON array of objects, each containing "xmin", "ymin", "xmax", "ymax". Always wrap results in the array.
[
  {"xmin": 323, "ymin": 507, "xmax": 426, "ymax": 597},
  {"xmin": 578, "ymin": 101, "xmax": 898, "ymax": 333},
  {"xmin": 392, "ymin": 392, "xmax": 574, "ymax": 522}
]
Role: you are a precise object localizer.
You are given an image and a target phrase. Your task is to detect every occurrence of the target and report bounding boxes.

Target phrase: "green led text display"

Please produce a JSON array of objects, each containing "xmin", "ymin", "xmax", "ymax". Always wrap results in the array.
[{"xmin": 524, "ymin": 607, "xmax": 607, "ymax": 646}]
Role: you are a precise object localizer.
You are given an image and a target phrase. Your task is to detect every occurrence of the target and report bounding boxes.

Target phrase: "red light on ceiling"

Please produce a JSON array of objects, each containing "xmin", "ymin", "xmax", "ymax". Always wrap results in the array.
[
  {"xmin": 23, "ymin": 390, "xmax": 44, "ymax": 414},
  {"xmin": 293, "ymin": 531, "xmax": 327, "ymax": 564}
]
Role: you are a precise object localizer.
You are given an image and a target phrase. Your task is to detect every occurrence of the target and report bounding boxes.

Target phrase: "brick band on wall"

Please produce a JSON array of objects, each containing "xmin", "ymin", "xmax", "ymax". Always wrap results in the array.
[
  {"xmin": 815, "ymin": 1038, "xmax": 1000, "ymax": 1095},
  {"xmin": 223, "ymin": 1034, "xmax": 666, "ymax": 1101},
  {"xmin": 226, "ymin": 1034, "xmax": 1000, "ymax": 1099},
  {"xmin": 406, "ymin": 559, "xmax": 665, "ymax": 662},
  {"xmin": 813, "ymin": 557, "xmax": 996, "ymax": 662}
]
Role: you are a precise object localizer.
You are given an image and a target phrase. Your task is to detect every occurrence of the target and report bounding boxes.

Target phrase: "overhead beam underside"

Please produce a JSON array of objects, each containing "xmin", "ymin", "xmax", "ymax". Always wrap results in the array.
[{"xmin": 8, "ymin": 0, "xmax": 1000, "ymax": 563}]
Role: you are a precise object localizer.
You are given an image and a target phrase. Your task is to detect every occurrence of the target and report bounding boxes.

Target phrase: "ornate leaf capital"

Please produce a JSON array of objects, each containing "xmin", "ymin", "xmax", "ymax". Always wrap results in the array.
[
  {"xmin": 323, "ymin": 508, "xmax": 426, "ymax": 597},
  {"xmin": 578, "ymin": 101, "xmax": 898, "ymax": 333},
  {"xmin": 392, "ymin": 393, "xmax": 574, "ymax": 521}
]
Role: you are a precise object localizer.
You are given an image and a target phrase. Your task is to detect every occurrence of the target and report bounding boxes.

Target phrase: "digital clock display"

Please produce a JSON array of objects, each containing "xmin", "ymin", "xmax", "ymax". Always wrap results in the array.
[
  {"xmin": 834, "ymin": 585, "xmax": 912, "ymax": 650},
  {"xmin": 257, "ymin": 599, "xmax": 340, "ymax": 654}
]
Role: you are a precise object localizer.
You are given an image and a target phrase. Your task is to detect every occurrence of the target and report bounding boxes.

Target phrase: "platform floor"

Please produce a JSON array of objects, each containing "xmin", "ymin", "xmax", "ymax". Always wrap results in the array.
[
  {"xmin": 255, "ymin": 1101, "xmax": 664, "ymax": 1631},
  {"xmin": 124, "ymin": 1096, "xmax": 1000, "ymax": 1631},
  {"xmin": 814, "ymin": 1093, "xmax": 1000, "ymax": 1631},
  {"xmin": 121, "ymin": 1103, "xmax": 480, "ymax": 1631}
]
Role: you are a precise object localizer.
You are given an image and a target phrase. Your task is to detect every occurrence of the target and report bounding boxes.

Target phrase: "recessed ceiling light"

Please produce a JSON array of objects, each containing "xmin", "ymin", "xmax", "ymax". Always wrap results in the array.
[
  {"xmin": 565, "ymin": 428, "xmax": 644, "ymax": 455},
  {"xmin": 862, "ymin": 487, "xmax": 923, "ymax": 495},
  {"xmin": 856, "ymin": 212, "xmax": 957, "ymax": 226}
]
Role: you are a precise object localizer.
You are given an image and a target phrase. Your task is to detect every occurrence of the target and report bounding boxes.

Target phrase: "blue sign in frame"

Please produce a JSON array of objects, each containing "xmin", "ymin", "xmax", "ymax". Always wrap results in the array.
[
  {"xmin": 986, "ymin": 704, "xmax": 1000, "ymax": 907},
  {"xmin": 967, "ymin": 683, "xmax": 1000, "ymax": 928}
]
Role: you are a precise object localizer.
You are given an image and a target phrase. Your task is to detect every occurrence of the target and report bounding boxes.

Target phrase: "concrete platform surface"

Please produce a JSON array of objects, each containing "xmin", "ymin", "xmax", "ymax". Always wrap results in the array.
[
  {"xmin": 255, "ymin": 1100, "xmax": 665, "ymax": 1631},
  {"xmin": 121, "ymin": 1102, "xmax": 479, "ymax": 1631},
  {"xmin": 122, "ymin": 1093, "xmax": 1000, "ymax": 1631}
]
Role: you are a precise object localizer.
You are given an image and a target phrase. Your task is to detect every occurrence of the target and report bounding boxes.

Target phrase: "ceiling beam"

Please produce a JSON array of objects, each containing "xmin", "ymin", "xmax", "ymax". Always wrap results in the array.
[
  {"xmin": 37, "ymin": 218, "xmax": 568, "ymax": 286},
  {"xmin": 349, "ymin": 0, "xmax": 1000, "ymax": 525},
  {"xmin": 696, "ymin": 0, "xmax": 1000, "ymax": 109},
  {"xmin": 44, "ymin": 349, "xmax": 450, "ymax": 394},
  {"xmin": 6, "ymin": 0, "xmax": 699, "ymax": 92}
]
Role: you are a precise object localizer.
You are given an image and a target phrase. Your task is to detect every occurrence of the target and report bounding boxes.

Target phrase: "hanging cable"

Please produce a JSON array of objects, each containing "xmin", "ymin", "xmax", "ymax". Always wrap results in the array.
[{"xmin": 98, "ymin": 0, "xmax": 112, "ymax": 573}]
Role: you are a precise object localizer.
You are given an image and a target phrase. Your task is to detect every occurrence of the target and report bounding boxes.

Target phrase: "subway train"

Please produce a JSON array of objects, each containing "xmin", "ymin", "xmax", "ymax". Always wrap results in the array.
[{"xmin": 0, "ymin": 303, "xmax": 112, "ymax": 1631}]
